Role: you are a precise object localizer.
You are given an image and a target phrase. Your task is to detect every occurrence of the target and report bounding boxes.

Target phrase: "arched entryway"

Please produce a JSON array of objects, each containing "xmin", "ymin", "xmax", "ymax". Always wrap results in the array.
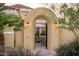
[
  {"xmin": 24, "ymin": 7, "xmax": 59, "ymax": 51},
  {"xmin": 35, "ymin": 18, "xmax": 48, "ymax": 49}
]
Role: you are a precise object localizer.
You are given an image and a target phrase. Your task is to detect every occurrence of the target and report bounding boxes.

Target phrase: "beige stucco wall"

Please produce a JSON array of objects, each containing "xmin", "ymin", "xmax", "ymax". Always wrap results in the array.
[
  {"xmin": 4, "ymin": 7, "xmax": 79, "ymax": 52},
  {"xmin": 20, "ymin": 11, "xmax": 29, "ymax": 20},
  {"xmin": 60, "ymin": 29, "xmax": 75, "ymax": 45},
  {"xmin": 4, "ymin": 27, "xmax": 14, "ymax": 48},
  {"xmin": 4, "ymin": 34, "xmax": 14, "ymax": 48},
  {"xmin": 24, "ymin": 28, "xmax": 35, "ymax": 50},
  {"xmin": 59, "ymin": 29, "xmax": 79, "ymax": 46},
  {"xmin": 15, "ymin": 30, "xmax": 24, "ymax": 48},
  {"xmin": 50, "ymin": 27, "xmax": 59, "ymax": 50}
]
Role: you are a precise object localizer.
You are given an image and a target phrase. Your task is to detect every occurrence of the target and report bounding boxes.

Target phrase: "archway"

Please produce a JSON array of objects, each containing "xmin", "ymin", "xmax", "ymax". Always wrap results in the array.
[
  {"xmin": 35, "ymin": 18, "xmax": 48, "ymax": 49},
  {"xmin": 24, "ymin": 7, "xmax": 59, "ymax": 51}
]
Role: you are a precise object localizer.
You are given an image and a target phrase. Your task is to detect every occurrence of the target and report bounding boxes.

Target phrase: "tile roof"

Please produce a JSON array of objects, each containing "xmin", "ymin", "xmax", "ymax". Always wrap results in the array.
[{"xmin": 5, "ymin": 4, "xmax": 33, "ymax": 10}]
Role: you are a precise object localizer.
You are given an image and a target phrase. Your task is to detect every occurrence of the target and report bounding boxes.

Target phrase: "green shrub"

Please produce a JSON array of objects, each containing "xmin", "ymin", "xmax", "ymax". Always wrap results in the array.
[{"xmin": 57, "ymin": 40, "xmax": 79, "ymax": 56}]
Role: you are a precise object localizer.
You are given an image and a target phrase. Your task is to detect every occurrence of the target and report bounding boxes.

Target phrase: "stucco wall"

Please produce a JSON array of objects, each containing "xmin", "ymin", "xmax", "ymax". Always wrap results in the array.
[
  {"xmin": 15, "ymin": 30, "xmax": 24, "ymax": 48},
  {"xmin": 3, "ymin": 7, "xmax": 79, "ymax": 51},
  {"xmin": 59, "ymin": 29, "xmax": 75, "ymax": 46},
  {"xmin": 50, "ymin": 27, "xmax": 59, "ymax": 50},
  {"xmin": 4, "ymin": 33, "xmax": 14, "ymax": 48},
  {"xmin": 20, "ymin": 11, "xmax": 29, "ymax": 20},
  {"xmin": 4, "ymin": 27, "xmax": 14, "ymax": 48}
]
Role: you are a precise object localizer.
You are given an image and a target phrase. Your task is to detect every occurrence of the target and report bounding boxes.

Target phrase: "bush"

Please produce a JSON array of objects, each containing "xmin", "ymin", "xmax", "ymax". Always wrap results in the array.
[
  {"xmin": 57, "ymin": 40, "xmax": 79, "ymax": 56},
  {"xmin": 5, "ymin": 48, "xmax": 41, "ymax": 56}
]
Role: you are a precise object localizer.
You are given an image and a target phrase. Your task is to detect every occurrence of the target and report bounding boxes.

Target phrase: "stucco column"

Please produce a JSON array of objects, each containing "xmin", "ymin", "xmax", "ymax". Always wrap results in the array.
[
  {"xmin": 24, "ymin": 24, "xmax": 35, "ymax": 50},
  {"xmin": 49, "ymin": 24, "xmax": 59, "ymax": 51}
]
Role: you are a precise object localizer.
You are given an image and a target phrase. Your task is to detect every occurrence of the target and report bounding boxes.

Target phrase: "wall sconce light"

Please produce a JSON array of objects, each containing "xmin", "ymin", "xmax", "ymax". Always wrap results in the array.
[
  {"xmin": 26, "ymin": 22, "xmax": 29, "ymax": 24},
  {"xmin": 52, "ymin": 22, "xmax": 59, "ymax": 29},
  {"xmin": 24, "ymin": 22, "xmax": 32, "ymax": 29}
]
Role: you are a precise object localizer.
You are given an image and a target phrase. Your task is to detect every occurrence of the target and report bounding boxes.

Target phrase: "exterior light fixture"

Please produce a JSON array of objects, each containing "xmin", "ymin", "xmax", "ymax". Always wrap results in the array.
[
  {"xmin": 24, "ymin": 22, "xmax": 32, "ymax": 29},
  {"xmin": 52, "ymin": 22, "xmax": 59, "ymax": 29}
]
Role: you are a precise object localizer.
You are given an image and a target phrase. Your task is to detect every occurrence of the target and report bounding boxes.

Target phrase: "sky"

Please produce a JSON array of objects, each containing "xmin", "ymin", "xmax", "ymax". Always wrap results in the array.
[{"xmin": 5, "ymin": 3, "xmax": 43, "ymax": 8}]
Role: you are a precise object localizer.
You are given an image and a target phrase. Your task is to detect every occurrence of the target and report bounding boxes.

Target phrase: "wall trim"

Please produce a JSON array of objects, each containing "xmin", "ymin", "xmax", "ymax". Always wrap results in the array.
[{"xmin": 3, "ymin": 32, "xmax": 14, "ymax": 35}]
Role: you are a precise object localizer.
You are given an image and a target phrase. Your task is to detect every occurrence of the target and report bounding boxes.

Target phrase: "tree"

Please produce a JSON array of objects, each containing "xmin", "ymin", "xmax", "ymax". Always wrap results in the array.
[
  {"xmin": 44, "ymin": 3, "xmax": 79, "ymax": 56},
  {"xmin": 0, "ymin": 3, "xmax": 21, "ymax": 46},
  {"xmin": 56, "ymin": 4, "xmax": 79, "ymax": 56},
  {"xmin": 59, "ymin": 4, "xmax": 79, "ymax": 41},
  {"xmin": 44, "ymin": 3, "xmax": 79, "ymax": 40}
]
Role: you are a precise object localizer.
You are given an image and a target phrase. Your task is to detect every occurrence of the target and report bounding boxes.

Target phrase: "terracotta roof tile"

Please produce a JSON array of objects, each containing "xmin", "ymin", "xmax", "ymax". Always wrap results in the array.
[{"xmin": 6, "ymin": 4, "xmax": 33, "ymax": 10}]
